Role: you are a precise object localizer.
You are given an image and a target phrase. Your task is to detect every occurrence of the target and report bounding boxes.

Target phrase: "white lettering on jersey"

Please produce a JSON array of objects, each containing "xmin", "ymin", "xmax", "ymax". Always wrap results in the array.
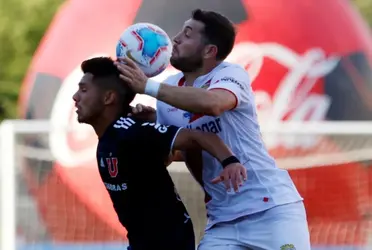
[
  {"xmin": 113, "ymin": 117, "xmax": 136, "ymax": 129},
  {"xmin": 141, "ymin": 122, "xmax": 168, "ymax": 133},
  {"xmin": 103, "ymin": 182, "xmax": 127, "ymax": 192},
  {"xmin": 186, "ymin": 117, "xmax": 222, "ymax": 134},
  {"xmin": 219, "ymin": 76, "xmax": 245, "ymax": 90}
]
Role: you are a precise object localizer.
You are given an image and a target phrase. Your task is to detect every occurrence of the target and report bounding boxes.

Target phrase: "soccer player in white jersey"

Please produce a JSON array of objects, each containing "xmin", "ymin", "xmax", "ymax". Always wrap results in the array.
[{"xmin": 115, "ymin": 9, "xmax": 311, "ymax": 250}]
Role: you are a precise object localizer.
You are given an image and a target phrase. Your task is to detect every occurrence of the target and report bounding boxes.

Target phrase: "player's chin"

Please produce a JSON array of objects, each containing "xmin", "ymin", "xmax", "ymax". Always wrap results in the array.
[
  {"xmin": 170, "ymin": 55, "xmax": 179, "ymax": 64},
  {"xmin": 76, "ymin": 115, "xmax": 87, "ymax": 124},
  {"xmin": 170, "ymin": 57, "xmax": 183, "ymax": 70}
]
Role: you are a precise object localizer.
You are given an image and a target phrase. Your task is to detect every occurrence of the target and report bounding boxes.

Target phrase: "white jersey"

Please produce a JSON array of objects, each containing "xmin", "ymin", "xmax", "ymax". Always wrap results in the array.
[{"xmin": 156, "ymin": 62, "xmax": 303, "ymax": 228}]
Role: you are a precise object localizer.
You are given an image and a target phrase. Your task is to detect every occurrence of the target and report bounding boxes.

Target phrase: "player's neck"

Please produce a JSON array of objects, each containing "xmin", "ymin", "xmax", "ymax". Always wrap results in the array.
[
  {"xmin": 92, "ymin": 107, "xmax": 127, "ymax": 138},
  {"xmin": 183, "ymin": 61, "xmax": 221, "ymax": 86},
  {"xmin": 92, "ymin": 118, "xmax": 112, "ymax": 139}
]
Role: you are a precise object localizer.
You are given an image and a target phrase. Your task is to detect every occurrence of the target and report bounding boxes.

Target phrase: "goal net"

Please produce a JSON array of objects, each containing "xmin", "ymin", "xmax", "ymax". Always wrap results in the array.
[{"xmin": 1, "ymin": 119, "xmax": 371, "ymax": 250}]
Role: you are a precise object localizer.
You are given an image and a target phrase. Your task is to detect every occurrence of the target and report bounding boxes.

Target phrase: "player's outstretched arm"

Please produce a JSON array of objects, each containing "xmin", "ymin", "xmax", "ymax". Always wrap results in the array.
[
  {"xmin": 115, "ymin": 58, "xmax": 248, "ymax": 116},
  {"xmin": 173, "ymin": 129, "xmax": 247, "ymax": 192},
  {"xmin": 135, "ymin": 121, "xmax": 246, "ymax": 192}
]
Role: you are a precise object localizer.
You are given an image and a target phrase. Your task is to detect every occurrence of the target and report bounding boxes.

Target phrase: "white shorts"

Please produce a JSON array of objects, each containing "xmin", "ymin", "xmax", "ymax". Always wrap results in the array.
[{"xmin": 198, "ymin": 201, "xmax": 310, "ymax": 250}]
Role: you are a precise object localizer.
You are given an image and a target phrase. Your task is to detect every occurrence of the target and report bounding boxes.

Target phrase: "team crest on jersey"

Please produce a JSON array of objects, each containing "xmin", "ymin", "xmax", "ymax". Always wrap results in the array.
[
  {"xmin": 280, "ymin": 244, "xmax": 296, "ymax": 250},
  {"xmin": 100, "ymin": 158, "xmax": 105, "ymax": 168},
  {"xmin": 200, "ymin": 79, "xmax": 212, "ymax": 89}
]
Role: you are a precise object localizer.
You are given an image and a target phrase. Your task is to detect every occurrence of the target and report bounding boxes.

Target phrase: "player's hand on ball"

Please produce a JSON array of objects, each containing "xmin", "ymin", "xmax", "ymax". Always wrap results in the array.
[
  {"xmin": 211, "ymin": 163, "xmax": 247, "ymax": 193},
  {"xmin": 115, "ymin": 57, "xmax": 148, "ymax": 94},
  {"xmin": 128, "ymin": 104, "xmax": 157, "ymax": 122}
]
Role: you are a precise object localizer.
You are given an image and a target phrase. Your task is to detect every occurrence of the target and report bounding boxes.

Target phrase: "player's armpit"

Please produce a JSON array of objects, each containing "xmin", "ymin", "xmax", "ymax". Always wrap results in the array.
[
  {"xmin": 171, "ymin": 150, "xmax": 184, "ymax": 162},
  {"xmin": 164, "ymin": 150, "xmax": 184, "ymax": 167},
  {"xmin": 172, "ymin": 129, "xmax": 233, "ymax": 162},
  {"xmin": 184, "ymin": 150, "xmax": 204, "ymax": 186}
]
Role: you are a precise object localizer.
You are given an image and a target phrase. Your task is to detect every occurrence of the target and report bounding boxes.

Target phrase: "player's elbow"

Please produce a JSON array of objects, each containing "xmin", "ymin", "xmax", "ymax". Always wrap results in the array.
[{"xmin": 202, "ymin": 93, "xmax": 225, "ymax": 116}]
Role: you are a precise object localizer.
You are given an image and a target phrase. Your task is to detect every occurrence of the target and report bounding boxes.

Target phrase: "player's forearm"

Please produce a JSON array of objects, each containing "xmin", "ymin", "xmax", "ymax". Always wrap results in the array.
[
  {"xmin": 189, "ymin": 131, "xmax": 234, "ymax": 162},
  {"xmin": 157, "ymin": 83, "xmax": 220, "ymax": 116}
]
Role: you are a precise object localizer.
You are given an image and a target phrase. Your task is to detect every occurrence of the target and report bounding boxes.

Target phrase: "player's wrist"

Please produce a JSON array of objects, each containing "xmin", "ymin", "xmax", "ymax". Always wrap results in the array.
[
  {"xmin": 144, "ymin": 79, "xmax": 161, "ymax": 98},
  {"xmin": 221, "ymin": 155, "xmax": 240, "ymax": 168}
]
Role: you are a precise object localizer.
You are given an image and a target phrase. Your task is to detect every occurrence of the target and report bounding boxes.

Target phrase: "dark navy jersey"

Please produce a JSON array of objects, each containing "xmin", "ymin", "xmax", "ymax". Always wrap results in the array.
[{"xmin": 96, "ymin": 116, "xmax": 194, "ymax": 249}]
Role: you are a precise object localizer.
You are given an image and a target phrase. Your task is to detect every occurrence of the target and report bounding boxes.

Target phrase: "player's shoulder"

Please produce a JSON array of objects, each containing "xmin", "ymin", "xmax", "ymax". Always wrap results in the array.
[
  {"xmin": 162, "ymin": 72, "xmax": 184, "ymax": 86},
  {"xmin": 107, "ymin": 116, "xmax": 140, "ymax": 139},
  {"xmin": 211, "ymin": 62, "xmax": 251, "ymax": 89},
  {"xmin": 111, "ymin": 116, "xmax": 160, "ymax": 133},
  {"xmin": 215, "ymin": 62, "xmax": 250, "ymax": 79},
  {"xmin": 112, "ymin": 116, "xmax": 137, "ymax": 130}
]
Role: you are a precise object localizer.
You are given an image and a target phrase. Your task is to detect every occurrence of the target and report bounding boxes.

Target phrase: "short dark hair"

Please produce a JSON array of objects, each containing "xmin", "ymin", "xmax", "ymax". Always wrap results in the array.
[
  {"xmin": 191, "ymin": 9, "xmax": 236, "ymax": 60},
  {"xmin": 81, "ymin": 57, "xmax": 135, "ymax": 106}
]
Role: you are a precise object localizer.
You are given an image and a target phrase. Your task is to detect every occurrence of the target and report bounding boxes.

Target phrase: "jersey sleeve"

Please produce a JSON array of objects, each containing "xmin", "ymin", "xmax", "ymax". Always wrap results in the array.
[
  {"xmin": 156, "ymin": 100, "xmax": 166, "ymax": 125},
  {"xmin": 134, "ymin": 122, "xmax": 182, "ymax": 158},
  {"xmin": 208, "ymin": 65, "xmax": 251, "ymax": 108}
]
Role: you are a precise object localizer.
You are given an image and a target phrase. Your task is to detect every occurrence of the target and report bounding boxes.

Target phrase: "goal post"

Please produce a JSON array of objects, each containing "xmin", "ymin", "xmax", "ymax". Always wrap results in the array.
[
  {"xmin": 1, "ymin": 119, "xmax": 372, "ymax": 250},
  {"xmin": 0, "ymin": 120, "xmax": 16, "ymax": 250}
]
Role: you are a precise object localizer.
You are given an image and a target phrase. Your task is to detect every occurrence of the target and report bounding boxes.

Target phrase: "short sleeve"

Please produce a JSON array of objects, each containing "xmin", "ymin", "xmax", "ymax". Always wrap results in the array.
[
  {"xmin": 135, "ymin": 122, "xmax": 182, "ymax": 158},
  {"xmin": 208, "ymin": 65, "xmax": 251, "ymax": 108},
  {"xmin": 156, "ymin": 100, "xmax": 166, "ymax": 125}
]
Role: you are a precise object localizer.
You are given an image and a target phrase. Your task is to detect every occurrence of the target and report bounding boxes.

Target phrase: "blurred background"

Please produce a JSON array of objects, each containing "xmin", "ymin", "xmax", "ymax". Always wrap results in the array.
[{"xmin": 2, "ymin": 0, "xmax": 372, "ymax": 249}]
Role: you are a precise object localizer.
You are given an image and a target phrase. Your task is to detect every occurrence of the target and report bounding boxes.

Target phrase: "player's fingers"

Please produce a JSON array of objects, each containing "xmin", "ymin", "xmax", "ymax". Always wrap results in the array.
[
  {"xmin": 115, "ymin": 62, "xmax": 125, "ymax": 72},
  {"xmin": 121, "ymin": 64, "xmax": 136, "ymax": 76},
  {"xmin": 211, "ymin": 176, "xmax": 223, "ymax": 184},
  {"xmin": 237, "ymin": 171, "xmax": 243, "ymax": 186},
  {"xmin": 223, "ymin": 173, "xmax": 231, "ymax": 192},
  {"xmin": 234, "ymin": 171, "xmax": 243, "ymax": 190},
  {"xmin": 121, "ymin": 57, "xmax": 137, "ymax": 69},
  {"xmin": 143, "ymin": 106, "xmax": 155, "ymax": 112},
  {"xmin": 231, "ymin": 171, "xmax": 239, "ymax": 192},
  {"xmin": 131, "ymin": 107, "xmax": 139, "ymax": 114},
  {"xmin": 135, "ymin": 104, "xmax": 143, "ymax": 113},
  {"xmin": 116, "ymin": 63, "xmax": 132, "ymax": 76},
  {"xmin": 119, "ymin": 75, "xmax": 132, "ymax": 85},
  {"xmin": 241, "ymin": 167, "xmax": 248, "ymax": 181}
]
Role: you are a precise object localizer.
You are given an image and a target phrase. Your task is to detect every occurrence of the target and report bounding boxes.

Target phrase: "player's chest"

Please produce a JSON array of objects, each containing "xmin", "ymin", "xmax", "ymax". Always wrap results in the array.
[
  {"xmin": 96, "ymin": 143, "xmax": 129, "ymax": 181},
  {"xmin": 97, "ymin": 151, "xmax": 121, "ymax": 180},
  {"xmin": 158, "ymin": 102, "xmax": 222, "ymax": 134}
]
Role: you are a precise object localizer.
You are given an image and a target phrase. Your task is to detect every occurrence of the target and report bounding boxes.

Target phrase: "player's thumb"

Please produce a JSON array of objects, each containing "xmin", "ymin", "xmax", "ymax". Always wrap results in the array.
[
  {"xmin": 135, "ymin": 104, "xmax": 144, "ymax": 113},
  {"xmin": 211, "ymin": 176, "xmax": 223, "ymax": 184}
]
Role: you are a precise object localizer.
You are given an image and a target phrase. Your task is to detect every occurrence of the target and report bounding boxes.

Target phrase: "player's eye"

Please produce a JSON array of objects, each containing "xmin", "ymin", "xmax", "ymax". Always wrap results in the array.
[
  {"xmin": 184, "ymin": 30, "xmax": 191, "ymax": 38},
  {"xmin": 80, "ymin": 88, "xmax": 87, "ymax": 92}
]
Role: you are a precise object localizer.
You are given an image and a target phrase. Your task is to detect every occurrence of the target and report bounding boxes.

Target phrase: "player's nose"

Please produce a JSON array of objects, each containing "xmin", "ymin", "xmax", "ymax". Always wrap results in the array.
[
  {"xmin": 72, "ymin": 91, "xmax": 79, "ymax": 102},
  {"xmin": 172, "ymin": 33, "xmax": 181, "ymax": 45}
]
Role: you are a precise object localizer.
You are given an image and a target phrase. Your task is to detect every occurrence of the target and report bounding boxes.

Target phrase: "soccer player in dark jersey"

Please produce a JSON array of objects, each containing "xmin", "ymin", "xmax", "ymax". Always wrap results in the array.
[{"xmin": 72, "ymin": 57, "xmax": 247, "ymax": 250}]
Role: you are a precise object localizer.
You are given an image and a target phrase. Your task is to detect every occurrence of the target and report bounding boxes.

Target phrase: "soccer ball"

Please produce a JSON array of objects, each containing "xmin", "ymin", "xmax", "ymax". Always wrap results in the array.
[{"xmin": 116, "ymin": 23, "xmax": 173, "ymax": 77}]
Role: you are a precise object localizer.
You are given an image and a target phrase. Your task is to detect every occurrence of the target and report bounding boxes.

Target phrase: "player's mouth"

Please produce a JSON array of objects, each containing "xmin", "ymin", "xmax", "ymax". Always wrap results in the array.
[
  {"xmin": 172, "ymin": 47, "xmax": 178, "ymax": 56},
  {"xmin": 75, "ymin": 105, "xmax": 81, "ymax": 114}
]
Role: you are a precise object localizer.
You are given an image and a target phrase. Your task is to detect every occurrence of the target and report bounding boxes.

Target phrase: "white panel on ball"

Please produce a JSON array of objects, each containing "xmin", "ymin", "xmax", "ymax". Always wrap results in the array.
[{"xmin": 116, "ymin": 23, "xmax": 173, "ymax": 77}]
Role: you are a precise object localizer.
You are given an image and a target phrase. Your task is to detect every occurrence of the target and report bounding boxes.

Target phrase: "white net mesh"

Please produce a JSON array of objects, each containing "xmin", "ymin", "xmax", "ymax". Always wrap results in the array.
[{"xmin": 1, "ymin": 120, "xmax": 372, "ymax": 250}]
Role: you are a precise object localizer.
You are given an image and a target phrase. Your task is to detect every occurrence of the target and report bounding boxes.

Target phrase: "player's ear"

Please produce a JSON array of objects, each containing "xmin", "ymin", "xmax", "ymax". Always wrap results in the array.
[
  {"xmin": 203, "ymin": 44, "xmax": 218, "ymax": 59},
  {"xmin": 103, "ymin": 90, "xmax": 116, "ymax": 105}
]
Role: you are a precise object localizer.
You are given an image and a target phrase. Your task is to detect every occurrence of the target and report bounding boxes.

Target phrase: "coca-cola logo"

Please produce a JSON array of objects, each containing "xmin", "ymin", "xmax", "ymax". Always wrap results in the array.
[{"xmin": 47, "ymin": 42, "xmax": 340, "ymax": 168}]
